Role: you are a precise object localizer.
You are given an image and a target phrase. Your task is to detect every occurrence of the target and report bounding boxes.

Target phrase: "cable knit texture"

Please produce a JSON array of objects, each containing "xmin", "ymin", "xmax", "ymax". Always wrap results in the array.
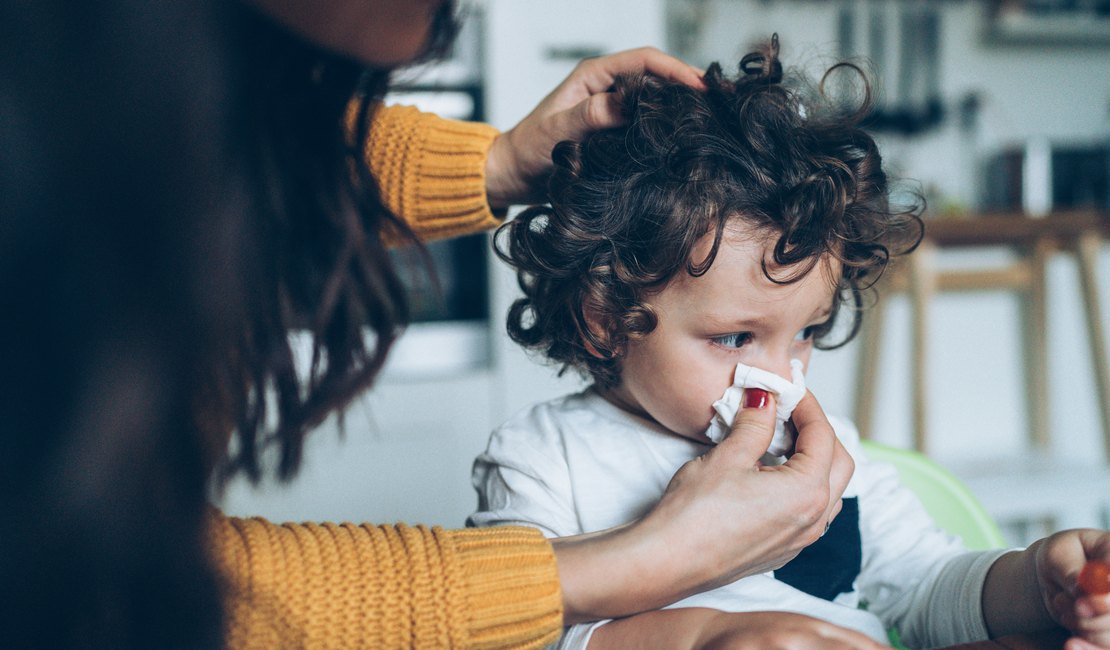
[
  {"xmin": 212, "ymin": 518, "xmax": 562, "ymax": 649},
  {"xmin": 364, "ymin": 104, "xmax": 503, "ymax": 242},
  {"xmin": 209, "ymin": 106, "xmax": 562, "ymax": 648}
]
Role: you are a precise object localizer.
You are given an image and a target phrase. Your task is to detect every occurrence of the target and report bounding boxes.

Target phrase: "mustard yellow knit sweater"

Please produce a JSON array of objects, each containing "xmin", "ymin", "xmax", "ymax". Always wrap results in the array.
[{"xmin": 211, "ymin": 105, "xmax": 563, "ymax": 649}]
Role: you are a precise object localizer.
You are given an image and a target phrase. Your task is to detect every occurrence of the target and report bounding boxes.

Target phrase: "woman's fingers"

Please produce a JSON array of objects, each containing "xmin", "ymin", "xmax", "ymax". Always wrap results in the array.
[
  {"xmin": 546, "ymin": 92, "xmax": 624, "ymax": 142},
  {"xmin": 781, "ymin": 392, "xmax": 853, "ymax": 539},
  {"xmin": 546, "ymin": 48, "xmax": 705, "ymax": 135},
  {"xmin": 789, "ymin": 391, "xmax": 854, "ymax": 499},
  {"xmin": 713, "ymin": 388, "xmax": 778, "ymax": 465},
  {"xmin": 569, "ymin": 46, "xmax": 706, "ymax": 96},
  {"xmin": 787, "ymin": 392, "xmax": 835, "ymax": 471},
  {"xmin": 485, "ymin": 47, "xmax": 703, "ymax": 206}
]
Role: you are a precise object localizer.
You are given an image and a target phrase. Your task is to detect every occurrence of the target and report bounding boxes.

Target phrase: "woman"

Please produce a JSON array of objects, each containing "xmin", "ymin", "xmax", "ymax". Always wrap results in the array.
[{"xmin": 0, "ymin": 1, "xmax": 856, "ymax": 647}]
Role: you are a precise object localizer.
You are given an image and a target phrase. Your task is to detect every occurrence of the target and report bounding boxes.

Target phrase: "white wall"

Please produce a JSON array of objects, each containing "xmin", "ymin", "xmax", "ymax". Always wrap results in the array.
[{"xmin": 221, "ymin": 0, "xmax": 1110, "ymax": 541}]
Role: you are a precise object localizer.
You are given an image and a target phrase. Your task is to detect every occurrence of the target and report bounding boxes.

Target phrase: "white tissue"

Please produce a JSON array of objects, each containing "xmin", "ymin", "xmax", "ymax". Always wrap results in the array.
[{"xmin": 704, "ymin": 359, "xmax": 807, "ymax": 459}]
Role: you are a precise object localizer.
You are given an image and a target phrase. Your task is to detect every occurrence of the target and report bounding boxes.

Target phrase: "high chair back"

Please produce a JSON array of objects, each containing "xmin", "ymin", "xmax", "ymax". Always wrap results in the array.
[{"xmin": 860, "ymin": 440, "xmax": 1008, "ymax": 550}]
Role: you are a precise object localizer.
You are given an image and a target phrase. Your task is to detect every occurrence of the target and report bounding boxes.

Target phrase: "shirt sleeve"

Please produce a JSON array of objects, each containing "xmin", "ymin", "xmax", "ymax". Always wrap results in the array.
[
  {"xmin": 844, "ymin": 421, "xmax": 1012, "ymax": 649},
  {"xmin": 357, "ymin": 103, "xmax": 505, "ymax": 243},
  {"xmin": 468, "ymin": 417, "xmax": 582, "ymax": 539},
  {"xmin": 209, "ymin": 513, "xmax": 563, "ymax": 649}
]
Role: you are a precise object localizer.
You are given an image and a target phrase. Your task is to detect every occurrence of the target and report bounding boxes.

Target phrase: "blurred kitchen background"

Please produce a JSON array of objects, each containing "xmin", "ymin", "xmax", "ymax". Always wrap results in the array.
[{"xmin": 220, "ymin": 0, "xmax": 1110, "ymax": 546}]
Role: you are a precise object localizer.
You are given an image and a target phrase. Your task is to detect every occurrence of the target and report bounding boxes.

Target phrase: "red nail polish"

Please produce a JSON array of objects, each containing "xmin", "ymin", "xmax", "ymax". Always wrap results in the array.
[{"xmin": 743, "ymin": 388, "xmax": 770, "ymax": 410}]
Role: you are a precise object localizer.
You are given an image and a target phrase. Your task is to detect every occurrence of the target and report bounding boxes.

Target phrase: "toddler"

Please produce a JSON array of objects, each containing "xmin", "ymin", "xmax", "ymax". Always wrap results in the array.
[{"xmin": 470, "ymin": 36, "xmax": 1110, "ymax": 649}]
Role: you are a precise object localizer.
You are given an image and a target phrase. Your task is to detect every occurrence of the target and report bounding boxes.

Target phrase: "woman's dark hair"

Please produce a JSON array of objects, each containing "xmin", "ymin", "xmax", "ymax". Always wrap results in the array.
[
  {"xmin": 219, "ymin": 0, "xmax": 459, "ymax": 483},
  {"xmin": 497, "ymin": 35, "xmax": 924, "ymax": 388},
  {"xmin": 1, "ymin": 0, "xmax": 456, "ymax": 646}
]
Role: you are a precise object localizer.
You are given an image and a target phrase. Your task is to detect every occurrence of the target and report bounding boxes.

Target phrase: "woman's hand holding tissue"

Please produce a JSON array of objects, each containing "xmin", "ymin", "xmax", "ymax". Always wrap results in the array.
[
  {"xmin": 697, "ymin": 390, "xmax": 853, "ymax": 574},
  {"xmin": 552, "ymin": 389, "xmax": 854, "ymax": 626}
]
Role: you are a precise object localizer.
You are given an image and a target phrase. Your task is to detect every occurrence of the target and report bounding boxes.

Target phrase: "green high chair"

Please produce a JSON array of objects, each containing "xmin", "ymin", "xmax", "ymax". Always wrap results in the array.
[
  {"xmin": 860, "ymin": 440, "xmax": 1008, "ymax": 551},
  {"xmin": 860, "ymin": 441, "xmax": 1008, "ymax": 649}
]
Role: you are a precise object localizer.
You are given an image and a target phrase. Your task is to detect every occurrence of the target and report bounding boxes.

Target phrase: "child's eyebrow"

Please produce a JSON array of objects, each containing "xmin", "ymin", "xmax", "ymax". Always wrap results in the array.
[
  {"xmin": 708, "ymin": 315, "xmax": 829, "ymax": 333},
  {"xmin": 810, "ymin": 306, "xmax": 833, "ymax": 322},
  {"xmin": 699, "ymin": 303, "xmax": 833, "ymax": 330},
  {"xmin": 700, "ymin": 313, "xmax": 771, "ymax": 330}
]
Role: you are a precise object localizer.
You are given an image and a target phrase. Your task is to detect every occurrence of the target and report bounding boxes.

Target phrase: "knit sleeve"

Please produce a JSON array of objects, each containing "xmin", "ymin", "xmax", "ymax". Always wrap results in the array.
[
  {"xmin": 211, "ymin": 514, "xmax": 563, "ymax": 649},
  {"xmin": 359, "ymin": 103, "xmax": 504, "ymax": 243}
]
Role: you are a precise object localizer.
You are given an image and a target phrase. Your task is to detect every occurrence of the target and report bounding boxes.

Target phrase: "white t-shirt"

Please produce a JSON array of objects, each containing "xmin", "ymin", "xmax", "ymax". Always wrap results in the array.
[{"xmin": 469, "ymin": 388, "xmax": 1010, "ymax": 649}]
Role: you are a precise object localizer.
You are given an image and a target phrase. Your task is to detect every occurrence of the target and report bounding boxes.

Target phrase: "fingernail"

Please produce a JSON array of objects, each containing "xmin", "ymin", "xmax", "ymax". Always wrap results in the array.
[
  {"xmin": 743, "ymin": 388, "xmax": 770, "ymax": 410},
  {"xmin": 1076, "ymin": 600, "xmax": 1095, "ymax": 618}
]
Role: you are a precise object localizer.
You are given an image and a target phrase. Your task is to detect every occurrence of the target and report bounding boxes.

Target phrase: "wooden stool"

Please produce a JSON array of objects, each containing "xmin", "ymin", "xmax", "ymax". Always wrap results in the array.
[{"xmin": 852, "ymin": 210, "xmax": 1110, "ymax": 460}]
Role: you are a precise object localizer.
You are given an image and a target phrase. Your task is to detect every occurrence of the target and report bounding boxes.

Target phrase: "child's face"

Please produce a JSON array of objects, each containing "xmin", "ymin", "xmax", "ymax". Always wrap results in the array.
[{"xmin": 607, "ymin": 224, "xmax": 837, "ymax": 443}]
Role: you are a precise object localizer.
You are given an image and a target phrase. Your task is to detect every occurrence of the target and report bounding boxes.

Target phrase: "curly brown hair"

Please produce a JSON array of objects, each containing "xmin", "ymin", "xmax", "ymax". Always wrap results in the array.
[{"xmin": 497, "ymin": 35, "xmax": 923, "ymax": 388}]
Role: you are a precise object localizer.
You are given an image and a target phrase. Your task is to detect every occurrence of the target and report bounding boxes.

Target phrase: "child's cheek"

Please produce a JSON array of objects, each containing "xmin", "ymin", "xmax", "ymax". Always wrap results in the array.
[{"xmin": 792, "ymin": 347, "xmax": 813, "ymax": 372}]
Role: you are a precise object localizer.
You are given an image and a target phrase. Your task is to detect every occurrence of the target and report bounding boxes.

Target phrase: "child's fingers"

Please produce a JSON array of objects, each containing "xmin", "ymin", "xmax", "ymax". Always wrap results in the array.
[
  {"xmin": 1089, "ymin": 593, "xmax": 1110, "ymax": 617},
  {"xmin": 1074, "ymin": 592, "xmax": 1110, "ymax": 639},
  {"xmin": 1064, "ymin": 592, "xmax": 1110, "ymax": 628},
  {"xmin": 714, "ymin": 388, "xmax": 778, "ymax": 465},
  {"xmin": 1070, "ymin": 621, "xmax": 1110, "ymax": 647},
  {"xmin": 1064, "ymin": 637, "xmax": 1104, "ymax": 650}
]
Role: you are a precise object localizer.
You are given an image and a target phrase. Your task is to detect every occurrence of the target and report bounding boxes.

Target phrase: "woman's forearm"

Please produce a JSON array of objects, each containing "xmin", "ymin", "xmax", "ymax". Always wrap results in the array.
[
  {"xmin": 586, "ymin": 608, "xmax": 717, "ymax": 649},
  {"xmin": 586, "ymin": 608, "xmax": 889, "ymax": 650},
  {"xmin": 553, "ymin": 522, "xmax": 705, "ymax": 626}
]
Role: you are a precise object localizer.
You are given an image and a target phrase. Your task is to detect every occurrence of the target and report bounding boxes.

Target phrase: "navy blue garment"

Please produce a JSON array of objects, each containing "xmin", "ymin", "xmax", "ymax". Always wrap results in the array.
[{"xmin": 774, "ymin": 497, "xmax": 861, "ymax": 601}]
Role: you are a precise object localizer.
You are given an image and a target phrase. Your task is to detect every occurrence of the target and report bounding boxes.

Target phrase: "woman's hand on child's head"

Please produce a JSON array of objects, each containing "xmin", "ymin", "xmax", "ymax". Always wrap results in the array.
[
  {"xmin": 485, "ymin": 47, "xmax": 705, "ymax": 207},
  {"xmin": 1033, "ymin": 529, "xmax": 1110, "ymax": 649}
]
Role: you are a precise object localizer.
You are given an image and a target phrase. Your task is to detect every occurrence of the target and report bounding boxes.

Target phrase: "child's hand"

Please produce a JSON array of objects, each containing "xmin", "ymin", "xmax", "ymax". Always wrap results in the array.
[{"xmin": 1033, "ymin": 529, "xmax": 1110, "ymax": 649}]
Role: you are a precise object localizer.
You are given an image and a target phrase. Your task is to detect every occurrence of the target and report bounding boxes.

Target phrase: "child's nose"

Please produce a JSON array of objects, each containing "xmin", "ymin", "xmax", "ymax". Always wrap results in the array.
[
  {"xmin": 770, "ymin": 360, "xmax": 797, "ymax": 384},
  {"xmin": 749, "ymin": 353, "xmax": 797, "ymax": 385}
]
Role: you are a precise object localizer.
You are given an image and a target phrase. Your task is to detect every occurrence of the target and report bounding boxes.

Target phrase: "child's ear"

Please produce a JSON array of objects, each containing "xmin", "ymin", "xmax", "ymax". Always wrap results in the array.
[{"xmin": 579, "ymin": 306, "xmax": 618, "ymax": 360}]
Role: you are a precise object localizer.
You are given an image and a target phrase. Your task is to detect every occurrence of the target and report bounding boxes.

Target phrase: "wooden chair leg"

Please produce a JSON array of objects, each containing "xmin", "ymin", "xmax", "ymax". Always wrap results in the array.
[
  {"xmin": 909, "ymin": 239, "xmax": 938, "ymax": 454},
  {"xmin": 853, "ymin": 280, "xmax": 888, "ymax": 440},
  {"xmin": 1022, "ymin": 238, "xmax": 1051, "ymax": 450},
  {"xmin": 1076, "ymin": 230, "xmax": 1110, "ymax": 461}
]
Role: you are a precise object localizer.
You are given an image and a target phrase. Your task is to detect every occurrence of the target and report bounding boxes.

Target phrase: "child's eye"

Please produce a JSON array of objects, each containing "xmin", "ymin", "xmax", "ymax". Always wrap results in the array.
[
  {"xmin": 711, "ymin": 332, "xmax": 753, "ymax": 349},
  {"xmin": 796, "ymin": 320, "xmax": 831, "ymax": 343}
]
